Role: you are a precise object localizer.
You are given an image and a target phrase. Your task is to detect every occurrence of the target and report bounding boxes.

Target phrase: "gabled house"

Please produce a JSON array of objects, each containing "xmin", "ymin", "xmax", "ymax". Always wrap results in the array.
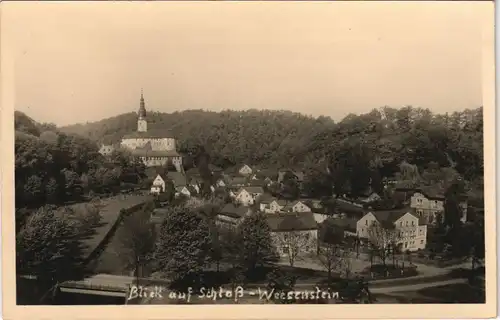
[
  {"xmin": 98, "ymin": 144, "xmax": 115, "ymax": 157},
  {"xmin": 356, "ymin": 209, "xmax": 427, "ymax": 251},
  {"xmin": 238, "ymin": 164, "xmax": 253, "ymax": 176},
  {"xmin": 175, "ymin": 186, "xmax": 191, "ymax": 198},
  {"xmin": 266, "ymin": 212, "xmax": 319, "ymax": 257},
  {"xmin": 259, "ymin": 197, "xmax": 287, "ymax": 213},
  {"xmin": 215, "ymin": 177, "xmax": 227, "ymax": 188},
  {"xmin": 217, "ymin": 204, "xmax": 252, "ymax": 226},
  {"xmin": 283, "ymin": 200, "xmax": 312, "ymax": 213},
  {"xmin": 232, "ymin": 186, "xmax": 264, "ymax": 206},
  {"xmin": 409, "ymin": 187, "xmax": 467, "ymax": 225},
  {"xmin": 150, "ymin": 173, "xmax": 167, "ymax": 195}
]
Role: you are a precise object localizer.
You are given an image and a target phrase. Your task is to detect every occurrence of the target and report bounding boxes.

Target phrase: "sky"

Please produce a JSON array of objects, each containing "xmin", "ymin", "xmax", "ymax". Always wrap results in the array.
[{"xmin": 4, "ymin": 1, "xmax": 489, "ymax": 126}]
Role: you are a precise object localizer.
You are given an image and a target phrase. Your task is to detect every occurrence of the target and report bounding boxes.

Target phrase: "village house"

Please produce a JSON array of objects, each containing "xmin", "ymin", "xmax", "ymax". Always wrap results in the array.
[
  {"xmin": 216, "ymin": 204, "xmax": 252, "ymax": 226},
  {"xmin": 214, "ymin": 177, "xmax": 227, "ymax": 188},
  {"xmin": 98, "ymin": 144, "xmax": 115, "ymax": 157},
  {"xmin": 237, "ymin": 164, "xmax": 253, "ymax": 176},
  {"xmin": 150, "ymin": 173, "xmax": 167, "ymax": 195},
  {"xmin": 175, "ymin": 186, "xmax": 191, "ymax": 198},
  {"xmin": 231, "ymin": 186, "xmax": 264, "ymax": 206},
  {"xmin": 265, "ymin": 212, "xmax": 319, "ymax": 257},
  {"xmin": 356, "ymin": 209, "xmax": 427, "ymax": 252},
  {"xmin": 283, "ymin": 200, "xmax": 312, "ymax": 213},
  {"xmin": 259, "ymin": 197, "xmax": 287, "ymax": 213},
  {"xmin": 409, "ymin": 188, "xmax": 467, "ymax": 225}
]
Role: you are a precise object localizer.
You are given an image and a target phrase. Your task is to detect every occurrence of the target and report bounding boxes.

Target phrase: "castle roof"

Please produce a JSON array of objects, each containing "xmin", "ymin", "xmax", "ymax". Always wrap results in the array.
[
  {"xmin": 130, "ymin": 149, "xmax": 180, "ymax": 158},
  {"xmin": 122, "ymin": 129, "xmax": 176, "ymax": 140}
]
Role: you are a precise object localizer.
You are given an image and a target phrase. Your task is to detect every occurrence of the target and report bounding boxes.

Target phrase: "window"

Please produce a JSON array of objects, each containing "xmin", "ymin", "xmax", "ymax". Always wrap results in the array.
[
  {"xmin": 400, "ymin": 222, "xmax": 403, "ymax": 226},
  {"xmin": 366, "ymin": 220, "xmax": 368, "ymax": 226},
  {"xmin": 405, "ymin": 242, "xmax": 408, "ymax": 248},
  {"xmin": 406, "ymin": 221, "xmax": 409, "ymax": 226},
  {"xmin": 420, "ymin": 240, "xmax": 424, "ymax": 244},
  {"xmin": 412, "ymin": 221, "xmax": 415, "ymax": 226}
]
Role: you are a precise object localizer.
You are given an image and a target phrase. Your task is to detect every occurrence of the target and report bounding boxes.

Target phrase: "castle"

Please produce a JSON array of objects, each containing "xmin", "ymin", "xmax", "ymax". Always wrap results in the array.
[{"xmin": 120, "ymin": 91, "xmax": 183, "ymax": 171}]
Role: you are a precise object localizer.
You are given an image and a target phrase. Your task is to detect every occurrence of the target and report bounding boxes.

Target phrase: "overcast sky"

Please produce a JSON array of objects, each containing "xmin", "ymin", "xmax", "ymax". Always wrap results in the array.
[{"xmin": 5, "ymin": 1, "xmax": 489, "ymax": 126}]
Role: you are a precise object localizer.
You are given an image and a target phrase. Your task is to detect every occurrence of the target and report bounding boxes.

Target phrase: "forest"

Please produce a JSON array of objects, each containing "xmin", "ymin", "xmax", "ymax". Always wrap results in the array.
[{"xmin": 59, "ymin": 106, "xmax": 484, "ymax": 201}]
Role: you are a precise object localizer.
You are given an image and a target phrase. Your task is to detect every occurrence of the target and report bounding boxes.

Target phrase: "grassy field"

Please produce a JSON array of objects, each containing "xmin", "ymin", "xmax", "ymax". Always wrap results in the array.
[{"xmin": 67, "ymin": 194, "xmax": 152, "ymax": 259}]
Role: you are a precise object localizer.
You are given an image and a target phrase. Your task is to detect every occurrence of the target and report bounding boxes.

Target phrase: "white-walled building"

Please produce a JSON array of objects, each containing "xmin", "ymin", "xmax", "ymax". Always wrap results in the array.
[
  {"xmin": 356, "ymin": 209, "xmax": 427, "ymax": 252},
  {"xmin": 266, "ymin": 212, "xmax": 319, "ymax": 257}
]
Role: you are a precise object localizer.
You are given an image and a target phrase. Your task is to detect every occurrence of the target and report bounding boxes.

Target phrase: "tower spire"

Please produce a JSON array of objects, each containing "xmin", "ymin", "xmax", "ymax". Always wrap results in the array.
[{"xmin": 138, "ymin": 88, "xmax": 146, "ymax": 119}]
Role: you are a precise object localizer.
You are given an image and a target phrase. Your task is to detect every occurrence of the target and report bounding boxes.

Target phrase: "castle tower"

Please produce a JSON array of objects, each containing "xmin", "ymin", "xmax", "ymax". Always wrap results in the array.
[{"xmin": 137, "ymin": 89, "xmax": 147, "ymax": 132}]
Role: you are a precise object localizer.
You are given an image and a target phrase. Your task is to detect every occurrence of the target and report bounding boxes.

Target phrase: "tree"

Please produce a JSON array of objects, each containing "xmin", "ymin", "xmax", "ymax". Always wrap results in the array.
[
  {"xmin": 116, "ymin": 206, "xmax": 156, "ymax": 280},
  {"xmin": 280, "ymin": 172, "xmax": 300, "ymax": 199},
  {"xmin": 16, "ymin": 206, "xmax": 86, "ymax": 298},
  {"xmin": 155, "ymin": 206, "xmax": 211, "ymax": 289},
  {"xmin": 237, "ymin": 213, "xmax": 277, "ymax": 272},
  {"xmin": 317, "ymin": 242, "xmax": 344, "ymax": 281},
  {"xmin": 274, "ymin": 231, "xmax": 312, "ymax": 267},
  {"xmin": 265, "ymin": 268, "xmax": 298, "ymax": 304},
  {"xmin": 367, "ymin": 222, "xmax": 400, "ymax": 268}
]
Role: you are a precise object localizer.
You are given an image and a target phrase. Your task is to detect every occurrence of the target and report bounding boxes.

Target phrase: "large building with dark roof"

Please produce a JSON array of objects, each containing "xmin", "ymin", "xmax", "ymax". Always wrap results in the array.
[{"xmin": 120, "ymin": 91, "xmax": 183, "ymax": 171}]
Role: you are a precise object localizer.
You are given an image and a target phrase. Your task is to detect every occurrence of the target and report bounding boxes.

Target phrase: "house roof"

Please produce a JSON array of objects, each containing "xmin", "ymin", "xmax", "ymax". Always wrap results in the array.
[
  {"xmin": 185, "ymin": 168, "xmax": 200, "ymax": 176},
  {"xmin": 228, "ymin": 176, "xmax": 248, "ymax": 186},
  {"xmin": 175, "ymin": 186, "xmax": 189, "ymax": 192},
  {"xmin": 259, "ymin": 195, "xmax": 277, "ymax": 204},
  {"xmin": 131, "ymin": 148, "xmax": 180, "ymax": 158},
  {"xmin": 220, "ymin": 203, "xmax": 249, "ymax": 219},
  {"xmin": 266, "ymin": 212, "xmax": 318, "ymax": 232},
  {"xmin": 415, "ymin": 186, "xmax": 445, "ymax": 200},
  {"xmin": 242, "ymin": 186, "xmax": 264, "ymax": 194},
  {"xmin": 189, "ymin": 176, "xmax": 203, "ymax": 184},
  {"xmin": 328, "ymin": 218, "xmax": 358, "ymax": 233},
  {"xmin": 167, "ymin": 172, "xmax": 187, "ymax": 187},
  {"xmin": 145, "ymin": 166, "xmax": 170, "ymax": 179},
  {"xmin": 283, "ymin": 200, "xmax": 310, "ymax": 211},
  {"xmin": 255, "ymin": 169, "xmax": 278, "ymax": 180},
  {"xmin": 368, "ymin": 208, "xmax": 415, "ymax": 228},
  {"xmin": 335, "ymin": 199, "xmax": 367, "ymax": 217},
  {"xmin": 248, "ymin": 179, "xmax": 267, "ymax": 187},
  {"xmin": 122, "ymin": 129, "xmax": 175, "ymax": 139}
]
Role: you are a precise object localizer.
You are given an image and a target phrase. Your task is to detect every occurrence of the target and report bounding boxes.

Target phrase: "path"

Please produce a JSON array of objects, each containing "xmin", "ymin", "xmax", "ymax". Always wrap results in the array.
[{"xmin": 369, "ymin": 278, "xmax": 468, "ymax": 294}]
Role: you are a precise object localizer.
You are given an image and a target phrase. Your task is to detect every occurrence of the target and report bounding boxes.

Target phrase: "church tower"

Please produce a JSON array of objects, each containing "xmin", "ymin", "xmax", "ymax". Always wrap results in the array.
[{"xmin": 137, "ymin": 89, "xmax": 148, "ymax": 132}]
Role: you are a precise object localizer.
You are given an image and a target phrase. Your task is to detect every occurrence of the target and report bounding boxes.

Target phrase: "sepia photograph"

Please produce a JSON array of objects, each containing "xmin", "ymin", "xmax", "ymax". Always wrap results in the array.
[{"xmin": 1, "ymin": 0, "xmax": 496, "ymax": 319}]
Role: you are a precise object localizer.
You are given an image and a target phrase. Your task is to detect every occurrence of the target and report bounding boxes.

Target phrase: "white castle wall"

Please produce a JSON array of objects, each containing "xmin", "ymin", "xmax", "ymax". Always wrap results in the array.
[{"xmin": 121, "ymin": 138, "xmax": 176, "ymax": 151}]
